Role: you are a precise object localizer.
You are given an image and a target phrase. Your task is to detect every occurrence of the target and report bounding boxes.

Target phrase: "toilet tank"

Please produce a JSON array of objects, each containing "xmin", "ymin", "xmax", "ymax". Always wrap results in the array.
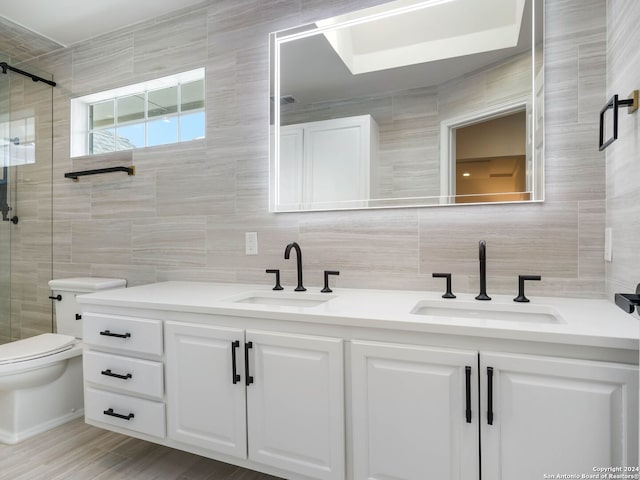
[{"xmin": 48, "ymin": 277, "xmax": 127, "ymax": 338}]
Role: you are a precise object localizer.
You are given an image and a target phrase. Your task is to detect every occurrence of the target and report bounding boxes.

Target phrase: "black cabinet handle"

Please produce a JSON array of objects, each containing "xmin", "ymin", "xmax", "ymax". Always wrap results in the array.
[
  {"xmin": 48, "ymin": 295, "xmax": 61, "ymax": 301},
  {"xmin": 487, "ymin": 367, "xmax": 494, "ymax": 425},
  {"xmin": 103, "ymin": 408, "xmax": 134, "ymax": 421},
  {"xmin": 244, "ymin": 341, "xmax": 254, "ymax": 386},
  {"xmin": 231, "ymin": 340, "xmax": 241, "ymax": 384},
  {"xmin": 465, "ymin": 366, "xmax": 472, "ymax": 423},
  {"xmin": 75, "ymin": 314, "xmax": 82, "ymax": 320},
  {"xmin": 99, "ymin": 329, "xmax": 131, "ymax": 339},
  {"xmin": 101, "ymin": 369, "xmax": 132, "ymax": 380}
]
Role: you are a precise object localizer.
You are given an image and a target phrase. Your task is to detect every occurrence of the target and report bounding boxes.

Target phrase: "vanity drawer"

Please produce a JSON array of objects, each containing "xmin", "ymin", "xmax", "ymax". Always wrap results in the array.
[
  {"xmin": 85, "ymin": 387, "xmax": 165, "ymax": 438},
  {"xmin": 83, "ymin": 350, "xmax": 164, "ymax": 399},
  {"xmin": 83, "ymin": 313, "xmax": 163, "ymax": 356}
]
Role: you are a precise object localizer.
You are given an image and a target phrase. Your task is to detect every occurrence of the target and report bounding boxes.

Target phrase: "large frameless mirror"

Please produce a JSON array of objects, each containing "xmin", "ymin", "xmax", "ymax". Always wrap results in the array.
[{"xmin": 269, "ymin": 0, "xmax": 543, "ymax": 212}]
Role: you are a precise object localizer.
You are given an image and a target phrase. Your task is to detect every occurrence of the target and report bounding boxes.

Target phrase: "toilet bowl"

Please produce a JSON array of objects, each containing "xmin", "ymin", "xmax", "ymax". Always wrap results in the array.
[{"xmin": 0, "ymin": 277, "xmax": 126, "ymax": 444}]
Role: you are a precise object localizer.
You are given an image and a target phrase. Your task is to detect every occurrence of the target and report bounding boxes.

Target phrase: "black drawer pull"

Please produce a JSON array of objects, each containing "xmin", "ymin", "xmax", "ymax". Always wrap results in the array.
[
  {"xmin": 99, "ymin": 329, "xmax": 131, "ymax": 339},
  {"xmin": 487, "ymin": 367, "xmax": 494, "ymax": 425},
  {"xmin": 101, "ymin": 369, "xmax": 132, "ymax": 380},
  {"xmin": 231, "ymin": 340, "xmax": 241, "ymax": 384},
  {"xmin": 48, "ymin": 294, "xmax": 62, "ymax": 301},
  {"xmin": 465, "ymin": 366, "xmax": 472, "ymax": 423},
  {"xmin": 245, "ymin": 341, "xmax": 254, "ymax": 386},
  {"xmin": 103, "ymin": 408, "xmax": 134, "ymax": 421}
]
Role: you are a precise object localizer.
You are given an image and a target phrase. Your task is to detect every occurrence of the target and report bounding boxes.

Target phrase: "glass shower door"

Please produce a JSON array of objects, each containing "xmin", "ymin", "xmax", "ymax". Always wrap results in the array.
[
  {"xmin": 0, "ymin": 51, "xmax": 11, "ymax": 343},
  {"xmin": 0, "ymin": 53, "xmax": 54, "ymax": 344}
]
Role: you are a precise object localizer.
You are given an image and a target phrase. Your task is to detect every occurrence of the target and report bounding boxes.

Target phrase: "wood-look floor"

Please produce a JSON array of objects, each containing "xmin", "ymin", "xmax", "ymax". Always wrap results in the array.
[{"xmin": 0, "ymin": 419, "xmax": 283, "ymax": 480}]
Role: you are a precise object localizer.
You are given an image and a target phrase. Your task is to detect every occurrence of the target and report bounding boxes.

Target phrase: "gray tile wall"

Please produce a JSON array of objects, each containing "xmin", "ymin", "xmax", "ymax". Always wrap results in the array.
[
  {"xmin": 605, "ymin": 0, "xmax": 640, "ymax": 299},
  {"xmin": 3, "ymin": 0, "xmax": 610, "ymax": 339}
]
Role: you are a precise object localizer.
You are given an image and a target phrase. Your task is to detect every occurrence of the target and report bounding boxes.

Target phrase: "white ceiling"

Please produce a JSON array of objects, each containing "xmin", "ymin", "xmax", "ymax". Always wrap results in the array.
[{"xmin": 0, "ymin": 0, "xmax": 206, "ymax": 47}]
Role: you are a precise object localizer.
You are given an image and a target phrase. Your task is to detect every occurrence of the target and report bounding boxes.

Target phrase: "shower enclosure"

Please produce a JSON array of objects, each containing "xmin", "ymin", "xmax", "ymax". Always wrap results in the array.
[{"xmin": 0, "ymin": 51, "xmax": 54, "ymax": 344}]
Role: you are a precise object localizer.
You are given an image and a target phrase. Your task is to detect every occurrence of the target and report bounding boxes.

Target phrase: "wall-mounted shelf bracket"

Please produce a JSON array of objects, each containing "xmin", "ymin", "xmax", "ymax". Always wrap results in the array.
[
  {"xmin": 64, "ymin": 166, "xmax": 135, "ymax": 181},
  {"xmin": 599, "ymin": 90, "xmax": 639, "ymax": 151}
]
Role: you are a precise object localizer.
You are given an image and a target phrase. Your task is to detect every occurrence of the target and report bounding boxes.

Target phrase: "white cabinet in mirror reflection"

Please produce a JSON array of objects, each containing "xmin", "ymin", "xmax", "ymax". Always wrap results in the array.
[{"xmin": 277, "ymin": 114, "xmax": 379, "ymax": 211}]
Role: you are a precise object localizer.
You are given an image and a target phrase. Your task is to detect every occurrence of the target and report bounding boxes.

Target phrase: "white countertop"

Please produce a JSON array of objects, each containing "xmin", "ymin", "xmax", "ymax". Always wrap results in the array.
[{"xmin": 77, "ymin": 281, "xmax": 640, "ymax": 351}]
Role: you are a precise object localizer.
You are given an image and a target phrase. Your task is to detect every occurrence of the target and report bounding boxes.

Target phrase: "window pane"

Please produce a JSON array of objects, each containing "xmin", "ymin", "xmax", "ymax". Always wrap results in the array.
[
  {"xmin": 148, "ymin": 86, "xmax": 178, "ymax": 118},
  {"xmin": 116, "ymin": 123, "xmax": 145, "ymax": 150},
  {"xmin": 180, "ymin": 111, "xmax": 205, "ymax": 141},
  {"xmin": 90, "ymin": 100, "xmax": 114, "ymax": 129},
  {"xmin": 90, "ymin": 129, "xmax": 115, "ymax": 154},
  {"xmin": 118, "ymin": 94, "xmax": 145, "ymax": 123},
  {"xmin": 148, "ymin": 117, "xmax": 178, "ymax": 146},
  {"xmin": 181, "ymin": 79, "xmax": 204, "ymax": 112}
]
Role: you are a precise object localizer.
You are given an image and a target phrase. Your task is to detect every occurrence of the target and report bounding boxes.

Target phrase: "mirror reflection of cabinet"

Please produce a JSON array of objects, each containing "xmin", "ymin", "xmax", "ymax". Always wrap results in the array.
[{"xmin": 278, "ymin": 115, "xmax": 379, "ymax": 210}]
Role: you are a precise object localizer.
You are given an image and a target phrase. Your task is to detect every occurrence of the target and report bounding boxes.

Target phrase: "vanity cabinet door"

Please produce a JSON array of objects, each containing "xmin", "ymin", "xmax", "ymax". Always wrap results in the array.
[
  {"xmin": 165, "ymin": 321, "xmax": 247, "ymax": 459},
  {"xmin": 245, "ymin": 330, "xmax": 344, "ymax": 480},
  {"xmin": 351, "ymin": 340, "xmax": 479, "ymax": 480},
  {"xmin": 480, "ymin": 352, "xmax": 639, "ymax": 480}
]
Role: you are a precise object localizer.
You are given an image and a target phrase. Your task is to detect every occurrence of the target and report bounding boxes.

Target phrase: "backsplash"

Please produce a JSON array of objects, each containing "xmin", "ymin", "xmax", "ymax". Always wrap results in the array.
[{"xmin": 4, "ymin": 0, "xmax": 611, "ymax": 337}]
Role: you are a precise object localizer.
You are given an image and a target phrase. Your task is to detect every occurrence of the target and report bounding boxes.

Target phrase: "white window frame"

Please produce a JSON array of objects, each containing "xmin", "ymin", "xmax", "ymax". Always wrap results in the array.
[{"xmin": 70, "ymin": 68, "xmax": 205, "ymax": 157}]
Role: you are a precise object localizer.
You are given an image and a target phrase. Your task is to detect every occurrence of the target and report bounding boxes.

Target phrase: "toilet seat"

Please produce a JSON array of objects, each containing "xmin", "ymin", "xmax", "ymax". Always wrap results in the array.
[{"xmin": 0, "ymin": 334, "xmax": 76, "ymax": 365}]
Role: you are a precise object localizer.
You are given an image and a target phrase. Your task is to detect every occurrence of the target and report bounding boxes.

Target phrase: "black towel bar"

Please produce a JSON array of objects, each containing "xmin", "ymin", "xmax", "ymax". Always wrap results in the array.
[
  {"xmin": 64, "ymin": 166, "xmax": 135, "ymax": 181},
  {"xmin": 598, "ymin": 90, "xmax": 638, "ymax": 151}
]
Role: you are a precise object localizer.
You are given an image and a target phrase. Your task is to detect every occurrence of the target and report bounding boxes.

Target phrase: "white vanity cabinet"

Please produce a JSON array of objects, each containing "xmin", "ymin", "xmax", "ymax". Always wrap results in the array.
[
  {"xmin": 165, "ymin": 322, "xmax": 247, "ymax": 458},
  {"xmin": 480, "ymin": 352, "xmax": 639, "ymax": 480},
  {"xmin": 350, "ymin": 341, "xmax": 480, "ymax": 480},
  {"xmin": 350, "ymin": 341, "xmax": 639, "ymax": 480},
  {"xmin": 82, "ymin": 313, "xmax": 166, "ymax": 439},
  {"xmin": 77, "ymin": 282, "xmax": 639, "ymax": 480},
  {"xmin": 165, "ymin": 321, "xmax": 345, "ymax": 480},
  {"xmin": 279, "ymin": 114, "xmax": 378, "ymax": 209}
]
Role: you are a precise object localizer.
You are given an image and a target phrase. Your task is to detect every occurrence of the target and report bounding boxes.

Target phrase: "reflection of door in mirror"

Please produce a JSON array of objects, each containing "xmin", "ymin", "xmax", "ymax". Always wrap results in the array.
[{"xmin": 454, "ymin": 111, "xmax": 529, "ymax": 203}]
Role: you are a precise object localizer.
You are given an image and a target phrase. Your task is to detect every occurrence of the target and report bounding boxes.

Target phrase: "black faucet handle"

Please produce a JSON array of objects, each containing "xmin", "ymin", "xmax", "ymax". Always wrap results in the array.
[
  {"xmin": 321, "ymin": 271, "xmax": 340, "ymax": 293},
  {"xmin": 265, "ymin": 269, "xmax": 284, "ymax": 290},
  {"xmin": 514, "ymin": 275, "xmax": 541, "ymax": 303},
  {"xmin": 432, "ymin": 273, "xmax": 456, "ymax": 298}
]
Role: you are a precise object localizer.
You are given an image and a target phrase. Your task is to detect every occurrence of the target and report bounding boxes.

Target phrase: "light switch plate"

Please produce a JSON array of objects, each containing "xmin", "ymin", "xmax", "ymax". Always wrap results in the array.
[{"xmin": 245, "ymin": 232, "xmax": 258, "ymax": 255}]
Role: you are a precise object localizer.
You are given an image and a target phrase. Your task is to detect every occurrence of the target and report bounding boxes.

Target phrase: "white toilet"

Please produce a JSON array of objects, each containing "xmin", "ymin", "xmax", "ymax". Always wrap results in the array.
[{"xmin": 0, "ymin": 277, "xmax": 126, "ymax": 444}]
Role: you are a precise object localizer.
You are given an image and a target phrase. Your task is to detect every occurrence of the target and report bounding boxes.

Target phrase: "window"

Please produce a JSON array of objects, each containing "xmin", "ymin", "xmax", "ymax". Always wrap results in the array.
[
  {"xmin": 71, "ymin": 68, "xmax": 205, "ymax": 157},
  {"xmin": 0, "ymin": 110, "xmax": 36, "ymax": 166}
]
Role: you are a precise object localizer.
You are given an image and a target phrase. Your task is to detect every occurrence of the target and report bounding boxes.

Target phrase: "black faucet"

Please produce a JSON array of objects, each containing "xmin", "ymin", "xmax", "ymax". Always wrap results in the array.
[
  {"xmin": 475, "ymin": 240, "xmax": 491, "ymax": 301},
  {"xmin": 284, "ymin": 241, "xmax": 306, "ymax": 291}
]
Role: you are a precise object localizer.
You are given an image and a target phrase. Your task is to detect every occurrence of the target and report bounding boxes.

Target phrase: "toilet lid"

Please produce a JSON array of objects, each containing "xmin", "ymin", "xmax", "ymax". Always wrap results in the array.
[{"xmin": 0, "ymin": 333, "xmax": 76, "ymax": 365}]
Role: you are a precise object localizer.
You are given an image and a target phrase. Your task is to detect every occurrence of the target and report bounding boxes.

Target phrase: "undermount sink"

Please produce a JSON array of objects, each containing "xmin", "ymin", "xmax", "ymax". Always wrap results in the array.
[
  {"xmin": 410, "ymin": 300, "xmax": 564, "ymax": 324},
  {"xmin": 227, "ymin": 291, "xmax": 335, "ymax": 308}
]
